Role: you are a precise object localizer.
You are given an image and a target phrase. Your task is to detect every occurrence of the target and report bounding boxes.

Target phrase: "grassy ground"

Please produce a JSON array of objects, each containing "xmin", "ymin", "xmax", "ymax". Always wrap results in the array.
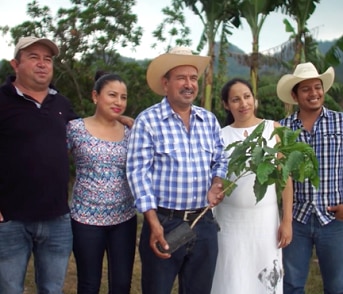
[
  {"xmin": 24, "ymin": 214, "xmax": 323, "ymax": 294},
  {"xmin": 24, "ymin": 253, "xmax": 323, "ymax": 293}
]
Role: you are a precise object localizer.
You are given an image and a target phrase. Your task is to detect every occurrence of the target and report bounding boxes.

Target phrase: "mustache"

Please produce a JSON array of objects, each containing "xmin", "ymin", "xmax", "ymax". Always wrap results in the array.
[{"xmin": 180, "ymin": 88, "xmax": 195, "ymax": 94}]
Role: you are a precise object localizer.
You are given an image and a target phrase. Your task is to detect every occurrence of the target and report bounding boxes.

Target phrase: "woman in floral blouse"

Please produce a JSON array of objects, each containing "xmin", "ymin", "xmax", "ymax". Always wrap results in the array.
[{"xmin": 67, "ymin": 72, "xmax": 136, "ymax": 294}]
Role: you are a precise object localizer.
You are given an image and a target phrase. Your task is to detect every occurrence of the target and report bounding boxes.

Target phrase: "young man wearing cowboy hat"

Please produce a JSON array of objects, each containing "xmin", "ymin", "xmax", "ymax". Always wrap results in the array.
[
  {"xmin": 277, "ymin": 62, "xmax": 343, "ymax": 293},
  {"xmin": 126, "ymin": 47, "xmax": 228, "ymax": 294}
]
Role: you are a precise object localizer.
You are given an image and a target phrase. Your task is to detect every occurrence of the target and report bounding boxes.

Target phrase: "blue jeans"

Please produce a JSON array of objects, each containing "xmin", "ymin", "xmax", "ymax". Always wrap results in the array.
[
  {"xmin": 0, "ymin": 213, "xmax": 72, "ymax": 294},
  {"xmin": 139, "ymin": 210, "xmax": 219, "ymax": 294},
  {"xmin": 283, "ymin": 215, "xmax": 343, "ymax": 294},
  {"xmin": 72, "ymin": 215, "xmax": 137, "ymax": 294}
]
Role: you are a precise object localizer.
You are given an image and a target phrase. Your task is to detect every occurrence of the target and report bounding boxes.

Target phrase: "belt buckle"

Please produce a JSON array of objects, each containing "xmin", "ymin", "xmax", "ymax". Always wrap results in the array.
[{"xmin": 183, "ymin": 210, "xmax": 196, "ymax": 221}]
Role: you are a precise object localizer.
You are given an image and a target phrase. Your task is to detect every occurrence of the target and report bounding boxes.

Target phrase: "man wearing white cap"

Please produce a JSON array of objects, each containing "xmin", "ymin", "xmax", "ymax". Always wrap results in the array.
[
  {"xmin": 277, "ymin": 62, "xmax": 343, "ymax": 293},
  {"xmin": 126, "ymin": 47, "xmax": 228, "ymax": 294},
  {"xmin": 0, "ymin": 36, "xmax": 78, "ymax": 293}
]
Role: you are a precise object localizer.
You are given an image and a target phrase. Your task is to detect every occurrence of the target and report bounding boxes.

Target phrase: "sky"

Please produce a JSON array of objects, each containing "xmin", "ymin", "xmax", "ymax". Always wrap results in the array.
[{"xmin": 0, "ymin": 0, "xmax": 342, "ymax": 60}]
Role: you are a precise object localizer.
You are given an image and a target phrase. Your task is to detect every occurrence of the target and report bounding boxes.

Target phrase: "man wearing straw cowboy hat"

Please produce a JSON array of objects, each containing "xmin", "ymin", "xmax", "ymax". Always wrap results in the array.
[
  {"xmin": 277, "ymin": 62, "xmax": 343, "ymax": 293},
  {"xmin": 126, "ymin": 47, "xmax": 227, "ymax": 294}
]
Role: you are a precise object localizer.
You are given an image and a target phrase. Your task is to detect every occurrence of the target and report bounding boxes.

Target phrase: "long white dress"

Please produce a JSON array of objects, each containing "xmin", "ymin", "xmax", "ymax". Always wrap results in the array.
[{"xmin": 211, "ymin": 120, "xmax": 283, "ymax": 294}]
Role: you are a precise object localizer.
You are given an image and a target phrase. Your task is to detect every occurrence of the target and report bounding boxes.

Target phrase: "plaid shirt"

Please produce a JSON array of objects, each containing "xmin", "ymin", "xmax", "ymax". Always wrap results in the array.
[
  {"xmin": 127, "ymin": 98, "xmax": 228, "ymax": 213},
  {"xmin": 280, "ymin": 107, "xmax": 343, "ymax": 225}
]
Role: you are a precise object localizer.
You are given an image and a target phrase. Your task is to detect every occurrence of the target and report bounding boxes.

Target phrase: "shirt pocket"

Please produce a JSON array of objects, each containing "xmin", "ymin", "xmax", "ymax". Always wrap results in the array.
[
  {"xmin": 197, "ymin": 137, "xmax": 214, "ymax": 161},
  {"xmin": 155, "ymin": 141, "xmax": 180, "ymax": 161},
  {"xmin": 322, "ymin": 132, "xmax": 343, "ymax": 156},
  {"xmin": 322, "ymin": 132, "xmax": 342, "ymax": 146}
]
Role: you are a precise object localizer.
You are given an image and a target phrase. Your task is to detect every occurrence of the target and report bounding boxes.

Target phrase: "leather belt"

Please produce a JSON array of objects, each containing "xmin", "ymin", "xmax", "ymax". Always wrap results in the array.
[{"xmin": 157, "ymin": 206, "xmax": 207, "ymax": 222}]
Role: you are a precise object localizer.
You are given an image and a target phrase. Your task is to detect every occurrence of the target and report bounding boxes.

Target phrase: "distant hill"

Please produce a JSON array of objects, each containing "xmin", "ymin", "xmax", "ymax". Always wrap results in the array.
[
  {"xmin": 214, "ymin": 43, "xmax": 250, "ymax": 78},
  {"xmin": 220, "ymin": 39, "xmax": 343, "ymax": 83},
  {"xmin": 1, "ymin": 39, "xmax": 341, "ymax": 83}
]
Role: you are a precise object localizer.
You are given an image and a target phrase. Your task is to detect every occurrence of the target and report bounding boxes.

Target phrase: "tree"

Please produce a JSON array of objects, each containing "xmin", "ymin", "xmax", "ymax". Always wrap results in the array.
[
  {"xmin": 324, "ymin": 35, "xmax": 343, "ymax": 67},
  {"xmin": 237, "ymin": 0, "xmax": 283, "ymax": 98},
  {"xmin": 281, "ymin": 0, "xmax": 320, "ymax": 66},
  {"xmin": 305, "ymin": 35, "xmax": 343, "ymax": 109},
  {"xmin": 151, "ymin": 1, "xmax": 192, "ymax": 52},
  {"xmin": 0, "ymin": 0, "xmax": 143, "ymax": 116},
  {"xmin": 0, "ymin": 60, "xmax": 14, "ymax": 83}
]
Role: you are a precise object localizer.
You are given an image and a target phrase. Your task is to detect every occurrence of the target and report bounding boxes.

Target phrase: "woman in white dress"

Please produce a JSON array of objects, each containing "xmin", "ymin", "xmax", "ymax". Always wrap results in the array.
[{"xmin": 211, "ymin": 78, "xmax": 293, "ymax": 294}]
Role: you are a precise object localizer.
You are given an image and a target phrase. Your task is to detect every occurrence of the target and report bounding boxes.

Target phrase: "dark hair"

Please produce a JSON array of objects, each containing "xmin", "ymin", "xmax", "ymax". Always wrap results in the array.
[
  {"xmin": 291, "ymin": 79, "xmax": 324, "ymax": 96},
  {"xmin": 94, "ymin": 70, "xmax": 109, "ymax": 82},
  {"xmin": 221, "ymin": 78, "xmax": 254, "ymax": 125},
  {"xmin": 93, "ymin": 73, "xmax": 126, "ymax": 94},
  {"xmin": 15, "ymin": 51, "xmax": 21, "ymax": 61}
]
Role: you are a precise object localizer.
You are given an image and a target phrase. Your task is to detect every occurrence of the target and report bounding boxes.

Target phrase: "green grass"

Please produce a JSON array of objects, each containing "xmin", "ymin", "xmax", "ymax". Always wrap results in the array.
[{"xmin": 24, "ymin": 214, "xmax": 323, "ymax": 294}]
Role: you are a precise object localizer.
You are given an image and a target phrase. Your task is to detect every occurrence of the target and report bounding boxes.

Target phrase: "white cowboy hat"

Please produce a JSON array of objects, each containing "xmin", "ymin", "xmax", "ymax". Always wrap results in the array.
[
  {"xmin": 146, "ymin": 46, "xmax": 210, "ymax": 96},
  {"xmin": 276, "ymin": 62, "xmax": 335, "ymax": 105}
]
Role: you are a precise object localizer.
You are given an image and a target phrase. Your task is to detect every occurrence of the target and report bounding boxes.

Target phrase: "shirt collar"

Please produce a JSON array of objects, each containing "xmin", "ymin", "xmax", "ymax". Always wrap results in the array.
[
  {"xmin": 291, "ymin": 106, "xmax": 328, "ymax": 123},
  {"xmin": 8, "ymin": 75, "xmax": 58, "ymax": 96},
  {"xmin": 159, "ymin": 97, "xmax": 205, "ymax": 121}
]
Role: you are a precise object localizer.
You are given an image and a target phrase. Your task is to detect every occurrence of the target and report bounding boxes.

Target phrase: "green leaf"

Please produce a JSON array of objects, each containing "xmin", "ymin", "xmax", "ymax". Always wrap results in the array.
[
  {"xmin": 262, "ymin": 145, "xmax": 277, "ymax": 155},
  {"xmin": 283, "ymin": 18, "xmax": 295, "ymax": 35},
  {"xmin": 251, "ymin": 145, "xmax": 265, "ymax": 166},
  {"xmin": 253, "ymin": 178, "xmax": 268, "ymax": 203},
  {"xmin": 272, "ymin": 126, "xmax": 301, "ymax": 147},
  {"xmin": 222, "ymin": 178, "xmax": 238, "ymax": 196},
  {"xmin": 256, "ymin": 161, "xmax": 275, "ymax": 185},
  {"xmin": 285, "ymin": 150, "xmax": 305, "ymax": 172},
  {"xmin": 224, "ymin": 121, "xmax": 320, "ymax": 203}
]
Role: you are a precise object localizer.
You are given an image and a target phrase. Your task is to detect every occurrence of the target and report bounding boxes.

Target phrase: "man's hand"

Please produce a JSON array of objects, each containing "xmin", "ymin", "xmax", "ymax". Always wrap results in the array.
[
  {"xmin": 0, "ymin": 211, "xmax": 3, "ymax": 222},
  {"xmin": 144, "ymin": 210, "xmax": 171, "ymax": 259},
  {"xmin": 207, "ymin": 182, "xmax": 224, "ymax": 207},
  {"xmin": 118, "ymin": 115, "xmax": 134, "ymax": 128},
  {"xmin": 327, "ymin": 205, "xmax": 343, "ymax": 220}
]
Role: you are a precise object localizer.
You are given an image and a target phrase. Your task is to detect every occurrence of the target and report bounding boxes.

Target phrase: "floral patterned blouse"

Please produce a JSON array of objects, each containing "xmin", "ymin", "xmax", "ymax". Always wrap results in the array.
[{"xmin": 66, "ymin": 118, "xmax": 136, "ymax": 226}]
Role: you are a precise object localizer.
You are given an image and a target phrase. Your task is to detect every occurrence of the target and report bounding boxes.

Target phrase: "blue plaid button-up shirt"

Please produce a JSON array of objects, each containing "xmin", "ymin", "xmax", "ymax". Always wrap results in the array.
[
  {"xmin": 280, "ymin": 107, "xmax": 343, "ymax": 225},
  {"xmin": 127, "ymin": 98, "xmax": 228, "ymax": 213}
]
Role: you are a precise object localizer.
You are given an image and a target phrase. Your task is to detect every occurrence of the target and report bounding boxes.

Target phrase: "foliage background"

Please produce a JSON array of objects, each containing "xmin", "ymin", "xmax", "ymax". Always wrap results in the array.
[
  {"xmin": 0, "ymin": 1, "xmax": 342, "ymax": 292},
  {"xmin": 0, "ymin": 0, "xmax": 342, "ymax": 127}
]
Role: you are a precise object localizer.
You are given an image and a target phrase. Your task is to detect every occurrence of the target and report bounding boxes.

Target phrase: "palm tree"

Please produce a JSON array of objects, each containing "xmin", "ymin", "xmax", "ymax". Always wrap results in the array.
[
  {"xmin": 324, "ymin": 35, "xmax": 343, "ymax": 67},
  {"xmin": 238, "ymin": 0, "xmax": 283, "ymax": 98},
  {"xmin": 281, "ymin": 0, "xmax": 320, "ymax": 66}
]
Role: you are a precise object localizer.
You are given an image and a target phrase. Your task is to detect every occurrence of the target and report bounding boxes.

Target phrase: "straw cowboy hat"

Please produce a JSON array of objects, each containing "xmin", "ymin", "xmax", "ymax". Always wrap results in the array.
[
  {"xmin": 276, "ymin": 62, "xmax": 335, "ymax": 105},
  {"xmin": 146, "ymin": 46, "xmax": 210, "ymax": 96}
]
